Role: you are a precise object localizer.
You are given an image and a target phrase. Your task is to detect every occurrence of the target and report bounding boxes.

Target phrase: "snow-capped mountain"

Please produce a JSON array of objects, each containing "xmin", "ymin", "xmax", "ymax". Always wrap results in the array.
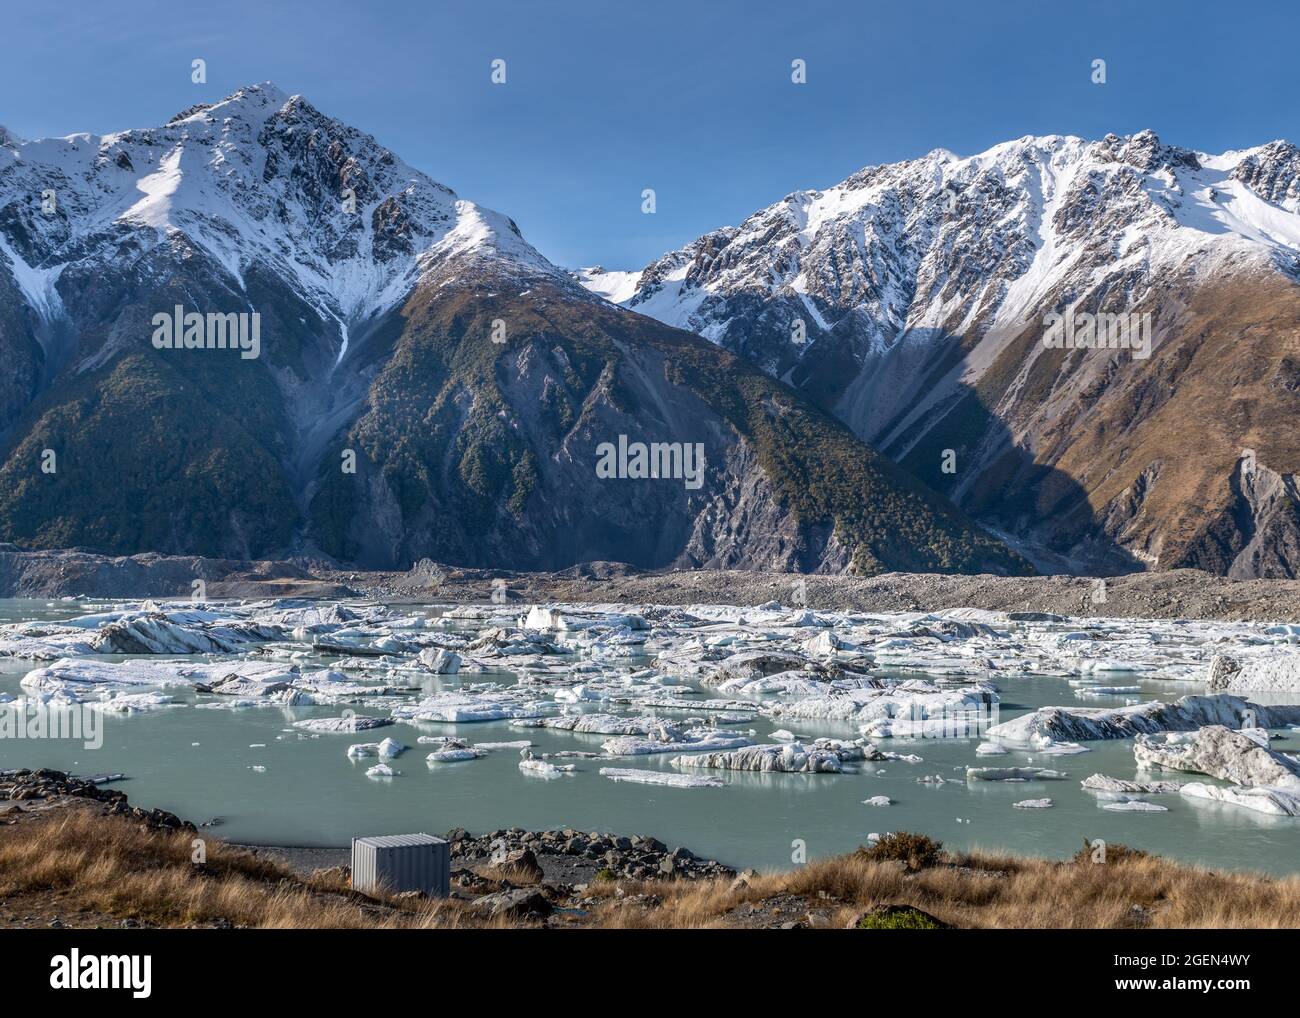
[
  {"xmin": 580, "ymin": 132, "xmax": 1300, "ymax": 577},
  {"xmin": 0, "ymin": 82, "xmax": 559, "ymax": 371},
  {"xmin": 0, "ymin": 84, "xmax": 1024, "ymax": 577}
]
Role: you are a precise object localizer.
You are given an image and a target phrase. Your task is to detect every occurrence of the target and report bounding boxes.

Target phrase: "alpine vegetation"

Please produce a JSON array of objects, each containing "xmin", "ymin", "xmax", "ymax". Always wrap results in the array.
[
  {"xmin": 595, "ymin": 435, "xmax": 705, "ymax": 490},
  {"xmin": 0, "ymin": 83, "xmax": 1024, "ymax": 576}
]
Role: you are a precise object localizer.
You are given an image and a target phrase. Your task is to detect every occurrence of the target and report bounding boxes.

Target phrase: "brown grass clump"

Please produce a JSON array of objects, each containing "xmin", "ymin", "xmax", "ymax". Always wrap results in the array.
[
  {"xmin": 0, "ymin": 808, "xmax": 476, "ymax": 929},
  {"xmin": 4, "ymin": 813, "xmax": 1298, "ymax": 930},
  {"xmin": 589, "ymin": 835, "xmax": 1300, "ymax": 930}
]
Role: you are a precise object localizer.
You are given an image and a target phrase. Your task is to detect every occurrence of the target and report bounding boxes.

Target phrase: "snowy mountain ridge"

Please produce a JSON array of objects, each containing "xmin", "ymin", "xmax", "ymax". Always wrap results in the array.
[
  {"xmin": 0, "ymin": 82, "xmax": 558, "ymax": 367},
  {"xmin": 577, "ymin": 130, "xmax": 1300, "ymax": 577},
  {"xmin": 580, "ymin": 131, "xmax": 1300, "ymax": 367}
]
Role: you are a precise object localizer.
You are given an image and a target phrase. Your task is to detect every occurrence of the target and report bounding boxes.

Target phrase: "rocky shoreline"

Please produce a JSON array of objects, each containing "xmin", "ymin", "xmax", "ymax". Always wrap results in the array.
[
  {"xmin": 3, "ymin": 545, "xmax": 1300, "ymax": 622},
  {"xmin": 1, "ymin": 769, "xmax": 735, "ymax": 924},
  {"xmin": 1, "ymin": 768, "xmax": 194, "ymax": 832}
]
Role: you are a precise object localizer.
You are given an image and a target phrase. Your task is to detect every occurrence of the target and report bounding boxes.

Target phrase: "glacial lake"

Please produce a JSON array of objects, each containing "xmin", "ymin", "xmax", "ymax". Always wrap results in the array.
[{"xmin": 1, "ymin": 598, "xmax": 1298, "ymax": 875}]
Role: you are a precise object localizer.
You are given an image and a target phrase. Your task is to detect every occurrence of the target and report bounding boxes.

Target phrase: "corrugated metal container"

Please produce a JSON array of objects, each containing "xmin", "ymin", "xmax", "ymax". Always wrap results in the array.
[{"xmin": 351, "ymin": 833, "xmax": 450, "ymax": 897}]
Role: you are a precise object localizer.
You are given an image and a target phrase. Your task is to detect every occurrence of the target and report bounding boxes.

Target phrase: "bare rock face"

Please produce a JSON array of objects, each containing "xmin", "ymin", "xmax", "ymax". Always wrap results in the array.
[
  {"xmin": 0, "ymin": 85, "xmax": 1025, "ymax": 579},
  {"xmin": 1134, "ymin": 725, "xmax": 1300, "ymax": 791},
  {"xmin": 583, "ymin": 131, "xmax": 1300, "ymax": 577}
]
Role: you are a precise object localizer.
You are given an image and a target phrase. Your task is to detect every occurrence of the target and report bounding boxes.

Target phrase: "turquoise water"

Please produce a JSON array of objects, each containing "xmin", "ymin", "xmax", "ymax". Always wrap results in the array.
[{"xmin": 1, "ymin": 599, "xmax": 1298, "ymax": 874}]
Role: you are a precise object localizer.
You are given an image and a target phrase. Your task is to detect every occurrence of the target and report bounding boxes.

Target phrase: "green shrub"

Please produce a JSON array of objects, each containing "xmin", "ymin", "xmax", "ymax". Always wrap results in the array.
[
  {"xmin": 857, "ymin": 832, "xmax": 944, "ymax": 871},
  {"xmin": 855, "ymin": 906, "xmax": 944, "ymax": 929}
]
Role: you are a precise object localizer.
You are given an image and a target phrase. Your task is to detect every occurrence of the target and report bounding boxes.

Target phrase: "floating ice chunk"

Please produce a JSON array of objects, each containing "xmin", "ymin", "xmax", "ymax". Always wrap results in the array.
[
  {"xmin": 672, "ymin": 739, "xmax": 874, "ymax": 773},
  {"xmin": 863, "ymin": 795, "xmax": 893, "ymax": 806},
  {"xmin": 520, "ymin": 713, "xmax": 667, "ymax": 736},
  {"xmin": 1180, "ymin": 782, "xmax": 1300, "ymax": 816},
  {"xmin": 1215, "ymin": 652, "xmax": 1300, "ymax": 693},
  {"xmin": 518, "ymin": 747, "xmax": 575, "ymax": 778},
  {"xmin": 1102, "ymin": 799, "xmax": 1167, "ymax": 812},
  {"xmin": 473, "ymin": 740, "xmax": 533, "ymax": 750},
  {"xmin": 88, "ymin": 612, "xmax": 278, "ymax": 655},
  {"xmin": 599, "ymin": 768, "xmax": 724, "ymax": 788},
  {"xmin": 1074, "ymin": 685, "xmax": 1142, "ymax": 696},
  {"xmin": 523, "ymin": 606, "xmax": 566, "ymax": 631},
  {"xmin": 1027, "ymin": 734, "xmax": 1090, "ymax": 755},
  {"xmin": 366, "ymin": 763, "xmax": 399, "ymax": 778},
  {"xmin": 553, "ymin": 684, "xmax": 606, "ymax": 703},
  {"xmin": 392, "ymin": 689, "xmax": 551, "ymax": 723},
  {"xmin": 1013, "ymin": 799, "xmax": 1054, "ymax": 808},
  {"xmin": 601, "ymin": 723, "xmax": 753, "ymax": 756},
  {"xmin": 86, "ymin": 691, "xmax": 177, "ymax": 713},
  {"xmin": 418, "ymin": 647, "xmax": 461, "ymax": 674},
  {"xmin": 292, "ymin": 715, "xmax": 393, "ymax": 733},
  {"xmin": 966, "ymin": 766, "xmax": 1067, "ymax": 782},
  {"xmin": 1081, "ymin": 774, "xmax": 1182, "ymax": 794},
  {"xmin": 427, "ymin": 748, "xmax": 484, "ymax": 763},
  {"xmin": 773, "ymin": 683, "xmax": 997, "ymax": 728},
  {"xmin": 986, "ymin": 694, "xmax": 1300, "ymax": 743},
  {"xmin": 377, "ymin": 737, "xmax": 406, "ymax": 758},
  {"xmin": 1134, "ymin": 725, "xmax": 1300, "ymax": 791},
  {"xmin": 703, "ymin": 650, "xmax": 834, "ymax": 689},
  {"xmin": 202, "ymin": 667, "xmax": 301, "ymax": 697},
  {"xmin": 975, "ymin": 742, "xmax": 1008, "ymax": 756}
]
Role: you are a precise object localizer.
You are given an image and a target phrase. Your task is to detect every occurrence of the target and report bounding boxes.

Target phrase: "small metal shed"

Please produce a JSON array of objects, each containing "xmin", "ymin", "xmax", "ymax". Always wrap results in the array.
[{"xmin": 351, "ymin": 833, "xmax": 450, "ymax": 897}]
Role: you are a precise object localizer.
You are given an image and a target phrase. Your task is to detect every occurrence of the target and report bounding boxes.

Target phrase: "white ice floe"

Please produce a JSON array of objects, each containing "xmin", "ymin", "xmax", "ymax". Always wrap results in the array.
[
  {"xmin": 87, "ymin": 611, "xmax": 280, "ymax": 655},
  {"xmin": 770, "ymin": 682, "xmax": 997, "ymax": 729},
  {"xmin": 1080, "ymin": 774, "xmax": 1183, "ymax": 794},
  {"xmin": 517, "ymin": 713, "xmax": 670, "ymax": 736},
  {"xmin": 599, "ymin": 768, "xmax": 724, "ymax": 788},
  {"xmin": 85, "ymin": 691, "xmax": 178, "ymax": 713},
  {"xmin": 1209, "ymin": 652, "xmax": 1300, "ymax": 693},
  {"xmin": 1102, "ymin": 799, "xmax": 1168, "ymax": 812},
  {"xmin": 1179, "ymin": 782, "xmax": 1300, "ymax": 816},
  {"xmin": 292, "ymin": 715, "xmax": 393, "ymax": 733},
  {"xmin": 601, "ymin": 723, "xmax": 754, "ymax": 757},
  {"xmin": 672, "ymin": 739, "xmax": 875, "ymax": 774},
  {"xmin": 427, "ymin": 748, "xmax": 484, "ymax": 763},
  {"xmin": 986, "ymin": 694, "xmax": 1300, "ymax": 743},
  {"xmin": 1133, "ymin": 725, "xmax": 1300, "ymax": 791},
  {"xmin": 391, "ymin": 688, "xmax": 552, "ymax": 723},
  {"xmin": 366, "ymin": 763, "xmax": 399, "ymax": 778},
  {"xmin": 863, "ymin": 795, "xmax": 893, "ymax": 806},
  {"xmin": 518, "ymin": 747, "xmax": 575, "ymax": 778},
  {"xmin": 418, "ymin": 647, "xmax": 462, "ymax": 673},
  {"xmin": 1013, "ymin": 798, "xmax": 1054, "ymax": 808},
  {"xmin": 966, "ymin": 766, "xmax": 1067, "ymax": 782}
]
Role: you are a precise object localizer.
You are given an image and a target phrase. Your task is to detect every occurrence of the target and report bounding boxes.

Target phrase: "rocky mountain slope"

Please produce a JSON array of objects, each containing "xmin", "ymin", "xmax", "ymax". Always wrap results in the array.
[
  {"xmin": 0, "ymin": 84, "xmax": 1025, "ymax": 576},
  {"xmin": 580, "ymin": 132, "xmax": 1300, "ymax": 577}
]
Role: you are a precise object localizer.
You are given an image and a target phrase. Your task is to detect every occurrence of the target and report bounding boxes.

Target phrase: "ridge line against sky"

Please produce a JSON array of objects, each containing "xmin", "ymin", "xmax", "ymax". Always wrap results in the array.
[{"xmin": 3, "ymin": 0, "xmax": 1298, "ymax": 269}]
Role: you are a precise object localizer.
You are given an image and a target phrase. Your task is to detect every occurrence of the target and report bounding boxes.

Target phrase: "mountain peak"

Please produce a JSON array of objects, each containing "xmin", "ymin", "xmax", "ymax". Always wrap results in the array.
[
  {"xmin": 168, "ymin": 81, "xmax": 292, "ymax": 126},
  {"xmin": 0, "ymin": 81, "xmax": 566, "ymax": 336}
]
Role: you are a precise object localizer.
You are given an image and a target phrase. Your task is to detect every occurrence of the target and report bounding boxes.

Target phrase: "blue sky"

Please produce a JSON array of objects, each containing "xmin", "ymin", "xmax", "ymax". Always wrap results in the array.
[{"xmin": 3, "ymin": 0, "xmax": 1298, "ymax": 269}]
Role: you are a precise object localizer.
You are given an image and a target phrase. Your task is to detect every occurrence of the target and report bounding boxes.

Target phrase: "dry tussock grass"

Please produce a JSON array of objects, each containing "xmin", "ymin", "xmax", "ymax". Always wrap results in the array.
[
  {"xmin": 0, "ymin": 809, "xmax": 477, "ymax": 928},
  {"xmin": 4, "ymin": 811, "xmax": 1296, "ymax": 929},
  {"xmin": 589, "ymin": 843, "xmax": 1300, "ymax": 929}
]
